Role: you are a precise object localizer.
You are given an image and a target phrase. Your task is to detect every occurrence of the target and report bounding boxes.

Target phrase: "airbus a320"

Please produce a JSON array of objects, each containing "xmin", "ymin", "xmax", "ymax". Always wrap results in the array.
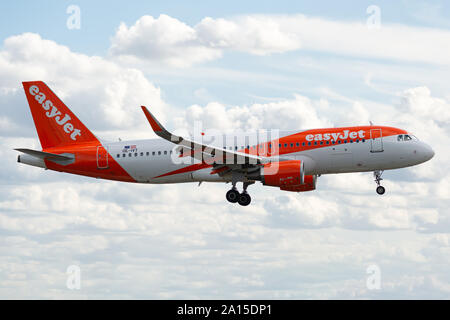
[{"xmin": 16, "ymin": 81, "xmax": 435, "ymax": 206}]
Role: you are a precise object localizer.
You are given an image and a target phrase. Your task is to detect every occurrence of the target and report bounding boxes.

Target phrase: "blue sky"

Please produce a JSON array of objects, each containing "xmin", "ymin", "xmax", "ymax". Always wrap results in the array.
[{"xmin": 0, "ymin": 0, "xmax": 449, "ymax": 299}]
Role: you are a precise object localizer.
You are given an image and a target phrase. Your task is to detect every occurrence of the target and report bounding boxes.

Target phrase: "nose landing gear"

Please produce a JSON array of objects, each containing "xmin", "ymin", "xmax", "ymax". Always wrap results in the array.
[
  {"xmin": 374, "ymin": 170, "xmax": 385, "ymax": 195},
  {"xmin": 226, "ymin": 181, "xmax": 254, "ymax": 206}
]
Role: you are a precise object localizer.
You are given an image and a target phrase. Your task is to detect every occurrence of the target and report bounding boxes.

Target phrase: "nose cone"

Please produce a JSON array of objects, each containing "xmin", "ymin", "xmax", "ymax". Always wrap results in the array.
[{"xmin": 423, "ymin": 144, "xmax": 435, "ymax": 162}]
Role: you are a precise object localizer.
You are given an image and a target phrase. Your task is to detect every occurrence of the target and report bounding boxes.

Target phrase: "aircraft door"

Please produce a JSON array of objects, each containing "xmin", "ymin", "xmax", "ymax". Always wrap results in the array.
[
  {"xmin": 97, "ymin": 145, "xmax": 109, "ymax": 169},
  {"xmin": 370, "ymin": 129, "xmax": 384, "ymax": 153}
]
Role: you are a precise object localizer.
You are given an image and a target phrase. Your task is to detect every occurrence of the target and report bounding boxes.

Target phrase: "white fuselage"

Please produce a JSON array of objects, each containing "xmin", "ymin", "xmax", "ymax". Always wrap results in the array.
[{"xmin": 106, "ymin": 130, "xmax": 434, "ymax": 184}]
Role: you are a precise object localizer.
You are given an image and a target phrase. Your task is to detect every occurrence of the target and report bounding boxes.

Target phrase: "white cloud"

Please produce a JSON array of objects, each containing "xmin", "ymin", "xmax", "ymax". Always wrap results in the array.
[
  {"xmin": 110, "ymin": 15, "xmax": 301, "ymax": 68},
  {"xmin": 175, "ymin": 94, "xmax": 331, "ymax": 132},
  {"xmin": 0, "ymin": 33, "xmax": 166, "ymax": 140},
  {"xmin": 110, "ymin": 15, "xmax": 222, "ymax": 68},
  {"xmin": 109, "ymin": 14, "xmax": 450, "ymax": 67},
  {"xmin": 195, "ymin": 16, "xmax": 301, "ymax": 55}
]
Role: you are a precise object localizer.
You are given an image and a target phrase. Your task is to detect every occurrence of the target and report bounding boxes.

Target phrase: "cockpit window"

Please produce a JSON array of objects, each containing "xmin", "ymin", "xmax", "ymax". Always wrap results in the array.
[{"xmin": 398, "ymin": 134, "xmax": 416, "ymax": 142}]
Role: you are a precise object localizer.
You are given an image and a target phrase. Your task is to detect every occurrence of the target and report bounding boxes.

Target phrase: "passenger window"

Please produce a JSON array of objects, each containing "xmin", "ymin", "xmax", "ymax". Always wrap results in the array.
[
  {"xmin": 290, "ymin": 143, "xmax": 293, "ymax": 147},
  {"xmin": 296, "ymin": 142, "xmax": 299, "ymax": 147},
  {"xmin": 302, "ymin": 142, "xmax": 305, "ymax": 146},
  {"xmin": 158, "ymin": 151, "xmax": 161, "ymax": 155},
  {"xmin": 128, "ymin": 153, "xmax": 132, "ymax": 157},
  {"xmin": 146, "ymin": 152, "xmax": 149, "ymax": 156},
  {"xmin": 308, "ymin": 142, "xmax": 311, "ymax": 146},
  {"xmin": 140, "ymin": 152, "xmax": 144, "ymax": 156},
  {"xmin": 116, "ymin": 154, "xmax": 120, "ymax": 158},
  {"xmin": 152, "ymin": 152, "xmax": 155, "ymax": 156},
  {"xmin": 122, "ymin": 154, "xmax": 126, "ymax": 157},
  {"xmin": 164, "ymin": 151, "xmax": 167, "ymax": 155},
  {"xmin": 135, "ymin": 153, "xmax": 138, "ymax": 157},
  {"xmin": 279, "ymin": 144, "xmax": 282, "ymax": 148},
  {"xmin": 284, "ymin": 143, "xmax": 287, "ymax": 147}
]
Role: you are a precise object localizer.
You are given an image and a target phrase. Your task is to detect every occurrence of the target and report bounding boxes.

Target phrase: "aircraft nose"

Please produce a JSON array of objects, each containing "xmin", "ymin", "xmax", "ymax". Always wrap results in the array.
[{"xmin": 423, "ymin": 144, "xmax": 435, "ymax": 161}]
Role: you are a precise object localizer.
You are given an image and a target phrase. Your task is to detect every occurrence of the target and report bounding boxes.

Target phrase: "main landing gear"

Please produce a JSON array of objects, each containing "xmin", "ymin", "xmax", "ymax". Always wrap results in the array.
[
  {"xmin": 226, "ymin": 182, "xmax": 253, "ymax": 206},
  {"xmin": 374, "ymin": 170, "xmax": 386, "ymax": 195}
]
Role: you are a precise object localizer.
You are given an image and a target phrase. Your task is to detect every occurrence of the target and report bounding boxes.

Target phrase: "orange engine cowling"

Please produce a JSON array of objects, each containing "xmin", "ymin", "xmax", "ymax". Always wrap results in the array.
[
  {"xmin": 280, "ymin": 175, "xmax": 317, "ymax": 192},
  {"xmin": 261, "ymin": 160, "xmax": 316, "ymax": 192}
]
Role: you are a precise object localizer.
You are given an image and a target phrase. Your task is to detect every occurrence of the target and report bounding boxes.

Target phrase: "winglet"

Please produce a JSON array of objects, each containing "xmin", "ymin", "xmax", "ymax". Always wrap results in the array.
[
  {"xmin": 141, "ymin": 106, "xmax": 179, "ymax": 142},
  {"xmin": 141, "ymin": 106, "xmax": 164, "ymax": 132}
]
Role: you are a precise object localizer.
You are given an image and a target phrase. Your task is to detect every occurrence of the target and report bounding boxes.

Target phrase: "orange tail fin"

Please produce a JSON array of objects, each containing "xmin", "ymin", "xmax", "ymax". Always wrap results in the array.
[{"xmin": 22, "ymin": 81, "xmax": 98, "ymax": 149}]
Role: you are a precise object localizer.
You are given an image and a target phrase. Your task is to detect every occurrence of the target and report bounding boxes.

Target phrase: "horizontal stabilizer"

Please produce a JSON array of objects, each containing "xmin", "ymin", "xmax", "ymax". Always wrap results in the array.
[{"xmin": 14, "ymin": 148, "xmax": 74, "ymax": 161}]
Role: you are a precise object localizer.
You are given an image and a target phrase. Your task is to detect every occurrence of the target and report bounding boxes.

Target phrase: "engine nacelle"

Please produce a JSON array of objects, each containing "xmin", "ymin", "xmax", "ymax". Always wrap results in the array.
[
  {"xmin": 280, "ymin": 174, "xmax": 317, "ymax": 192},
  {"xmin": 261, "ymin": 160, "xmax": 305, "ymax": 187},
  {"xmin": 258, "ymin": 160, "xmax": 317, "ymax": 192}
]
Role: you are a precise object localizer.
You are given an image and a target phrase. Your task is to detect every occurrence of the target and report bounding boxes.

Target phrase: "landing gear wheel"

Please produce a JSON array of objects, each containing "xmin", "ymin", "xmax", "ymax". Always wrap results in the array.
[
  {"xmin": 238, "ymin": 192, "xmax": 251, "ymax": 206},
  {"xmin": 373, "ymin": 171, "xmax": 385, "ymax": 195},
  {"xmin": 376, "ymin": 186, "xmax": 385, "ymax": 195},
  {"xmin": 226, "ymin": 189, "xmax": 240, "ymax": 203}
]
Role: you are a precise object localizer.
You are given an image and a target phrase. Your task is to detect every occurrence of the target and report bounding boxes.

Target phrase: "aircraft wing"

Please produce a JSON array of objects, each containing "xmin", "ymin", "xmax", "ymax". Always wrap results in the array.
[{"xmin": 141, "ymin": 106, "xmax": 270, "ymax": 168}]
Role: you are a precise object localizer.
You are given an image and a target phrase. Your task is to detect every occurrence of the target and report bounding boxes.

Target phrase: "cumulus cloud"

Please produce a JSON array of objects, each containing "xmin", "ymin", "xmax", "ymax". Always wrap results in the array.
[
  {"xmin": 109, "ymin": 14, "xmax": 450, "ymax": 67},
  {"xmin": 195, "ymin": 16, "xmax": 302, "ymax": 55},
  {"xmin": 174, "ymin": 94, "xmax": 332, "ymax": 133},
  {"xmin": 110, "ymin": 15, "xmax": 302, "ymax": 68},
  {"xmin": 0, "ymin": 33, "xmax": 166, "ymax": 140},
  {"xmin": 110, "ymin": 15, "xmax": 222, "ymax": 68}
]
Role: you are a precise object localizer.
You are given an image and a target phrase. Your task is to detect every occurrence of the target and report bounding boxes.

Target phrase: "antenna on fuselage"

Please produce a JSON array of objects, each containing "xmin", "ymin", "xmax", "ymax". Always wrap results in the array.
[{"xmin": 369, "ymin": 121, "xmax": 374, "ymax": 126}]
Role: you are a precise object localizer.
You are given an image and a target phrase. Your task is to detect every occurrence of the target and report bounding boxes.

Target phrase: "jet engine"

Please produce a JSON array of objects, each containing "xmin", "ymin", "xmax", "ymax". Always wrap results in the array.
[{"xmin": 249, "ymin": 160, "xmax": 317, "ymax": 192}]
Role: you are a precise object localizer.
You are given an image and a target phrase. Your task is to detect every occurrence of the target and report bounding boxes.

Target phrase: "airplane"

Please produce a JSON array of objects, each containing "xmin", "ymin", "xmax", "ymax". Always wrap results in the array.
[{"xmin": 16, "ymin": 81, "xmax": 435, "ymax": 206}]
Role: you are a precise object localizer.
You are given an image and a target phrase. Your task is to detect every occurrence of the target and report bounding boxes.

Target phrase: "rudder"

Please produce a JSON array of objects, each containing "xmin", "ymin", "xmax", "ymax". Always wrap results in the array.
[{"xmin": 22, "ymin": 81, "xmax": 98, "ymax": 149}]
